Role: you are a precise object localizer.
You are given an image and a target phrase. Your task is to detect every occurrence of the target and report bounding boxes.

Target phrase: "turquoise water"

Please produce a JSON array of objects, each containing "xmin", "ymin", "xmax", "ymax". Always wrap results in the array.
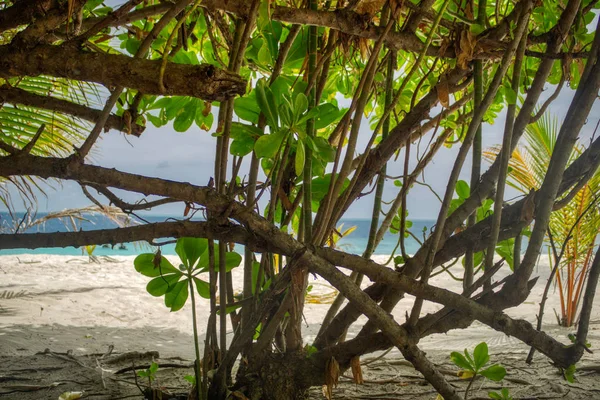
[{"xmin": 0, "ymin": 212, "xmax": 435, "ymax": 256}]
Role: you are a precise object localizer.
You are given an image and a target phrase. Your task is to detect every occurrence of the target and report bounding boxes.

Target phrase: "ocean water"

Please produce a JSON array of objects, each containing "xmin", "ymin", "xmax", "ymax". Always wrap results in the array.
[{"xmin": 0, "ymin": 212, "xmax": 435, "ymax": 257}]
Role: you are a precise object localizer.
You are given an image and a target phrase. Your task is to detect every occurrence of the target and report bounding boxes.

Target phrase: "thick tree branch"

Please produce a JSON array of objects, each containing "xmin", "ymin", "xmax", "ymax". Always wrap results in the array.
[
  {"xmin": 0, "ymin": 44, "xmax": 246, "ymax": 101},
  {"xmin": 0, "ymin": 0, "xmax": 57, "ymax": 33},
  {"xmin": 0, "ymin": 85, "xmax": 144, "ymax": 135},
  {"xmin": 0, "ymin": 220, "xmax": 272, "ymax": 253}
]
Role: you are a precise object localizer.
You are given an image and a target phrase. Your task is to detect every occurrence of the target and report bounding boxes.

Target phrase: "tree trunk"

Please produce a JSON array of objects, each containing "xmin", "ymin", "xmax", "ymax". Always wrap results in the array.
[{"xmin": 234, "ymin": 352, "xmax": 315, "ymax": 400}]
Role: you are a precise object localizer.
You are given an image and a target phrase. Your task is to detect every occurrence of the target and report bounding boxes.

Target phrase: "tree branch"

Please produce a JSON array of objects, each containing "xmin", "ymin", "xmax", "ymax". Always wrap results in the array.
[
  {"xmin": 0, "ymin": 44, "xmax": 246, "ymax": 101},
  {"xmin": 0, "ymin": 220, "xmax": 272, "ymax": 253},
  {"xmin": 0, "ymin": 0, "xmax": 57, "ymax": 33},
  {"xmin": 0, "ymin": 85, "xmax": 144, "ymax": 136}
]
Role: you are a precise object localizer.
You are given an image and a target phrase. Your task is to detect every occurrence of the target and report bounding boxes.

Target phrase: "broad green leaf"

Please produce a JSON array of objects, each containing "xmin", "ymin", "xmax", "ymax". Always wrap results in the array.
[
  {"xmin": 175, "ymin": 237, "xmax": 208, "ymax": 269},
  {"xmin": 197, "ymin": 248, "xmax": 242, "ymax": 272},
  {"xmin": 164, "ymin": 279, "xmax": 189, "ymax": 312},
  {"xmin": 505, "ymin": 87, "xmax": 517, "ymax": 105},
  {"xmin": 134, "ymin": 254, "xmax": 180, "ymax": 277},
  {"xmin": 173, "ymin": 102, "xmax": 195, "ymax": 132},
  {"xmin": 258, "ymin": 44, "xmax": 271, "ymax": 65},
  {"xmin": 147, "ymin": 273, "xmax": 183, "ymax": 297},
  {"xmin": 234, "ymin": 92, "xmax": 260, "ymax": 124},
  {"xmin": 473, "ymin": 342, "xmax": 490, "ymax": 370},
  {"xmin": 456, "ymin": 180, "xmax": 470, "ymax": 199},
  {"xmin": 279, "ymin": 101, "xmax": 293, "ymax": 128},
  {"xmin": 314, "ymin": 104, "xmax": 343, "ymax": 129},
  {"xmin": 193, "ymin": 277, "xmax": 211, "ymax": 299},
  {"xmin": 450, "ymin": 351, "xmax": 473, "ymax": 371},
  {"xmin": 224, "ymin": 251, "xmax": 242, "ymax": 270},
  {"xmin": 254, "ymin": 130, "xmax": 286, "ymax": 159},
  {"xmin": 295, "ymin": 140, "xmax": 305, "ymax": 176},
  {"xmin": 480, "ymin": 365, "xmax": 506, "ymax": 381},
  {"xmin": 230, "ymin": 122, "xmax": 262, "ymax": 156}
]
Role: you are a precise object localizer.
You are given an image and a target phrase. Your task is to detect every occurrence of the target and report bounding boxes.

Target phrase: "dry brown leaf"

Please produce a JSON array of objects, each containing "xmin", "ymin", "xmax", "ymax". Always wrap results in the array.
[
  {"xmin": 358, "ymin": 37, "xmax": 370, "ymax": 60},
  {"xmin": 520, "ymin": 189, "xmax": 536, "ymax": 222},
  {"xmin": 122, "ymin": 110, "xmax": 132, "ymax": 135},
  {"xmin": 202, "ymin": 101, "xmax": 212, "ymax": 117},
  {"xmin": 355, "ymin": 0, "xmax": 386, "ymax": 16},
  {"xmin": 456, "ymin": 29, "xmax": 476, "ymax": 69},
  {"xmin": 278, "ymin": 187, "xmax": 293, "ymax": 211},
  {"xmin": 231, "ymin": 392, "xmax": 249, "ymax": 400},
  {"xmin": 464, "ymin": 1, "xmax": 474, "ymax": 20},
  {"xmin": 436, "ymin": 76, "xmax": 450, "ymax": 108},
  {"xmin": 183, "ymin": 202, "xmax": 191, "ymax": 217},
  {"xmin": 323, "ymin": 357, "xmax": 340, "ymax": 400},
  {"xmin": 350, "ymin": 356, "xmax": 364, "ymax": 384}
]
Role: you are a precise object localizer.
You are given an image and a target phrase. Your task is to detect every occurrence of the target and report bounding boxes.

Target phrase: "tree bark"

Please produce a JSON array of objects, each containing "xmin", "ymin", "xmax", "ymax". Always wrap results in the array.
[{"xmin": 0, "ymin": 45, "xmax": 246, "ymax": 101}]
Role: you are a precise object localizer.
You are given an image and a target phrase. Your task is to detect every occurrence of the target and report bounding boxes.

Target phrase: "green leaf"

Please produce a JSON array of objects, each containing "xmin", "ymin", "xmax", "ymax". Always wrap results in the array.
[
  {"xmin": 258, "ymin": 44, "xmax": 271, "ymax": 65},
  {"xmin": 254, "ymin": 130, "xmax": 286, "ymax": 159},
  {"xmin": 455, "ymin": 180, "xmax": 470, "ymax": 199},
  {"xmin": 234, "ymin": 92, "xmax": 260, "ymax": 124},
  {"xmin": 295, "ymin": 140, "xmax": 305, "ymax": 176},
  {"xmin": 564, "ymin": 364, "xmax": 576, "ymax": 383},
  {"xmin": 314, "ymin": 104, "xmax": 343, "ymax": 129},
  {"xmin": 175, "ymin": 237, "xmax": 208, "ymax": 269},
  {"xmin": 134, "ymin": 254, "xmax": 180, "ymax": 277},
  {"xmin": 196, "ymin": 248, "xmax": 242, "ymax": 272},
  {"xmin": 164, "ymin": 279, "xmax": 189, "ymax": 312},
  {"xmin": 294, "ymin": 93, "xmax": 308, "ymax": 119},
  {"xmin": 193, "ymin": 277, "xmax": 211, "ymax": 299},
  {"xmin": 147, "ymin": 273, "xmax": 183, "ymax": 297},
  {"xmin": 480, "ymin": 365, "xmax": 506, "ymax": 381},
  {"xmin": 230, "ymin": 122, "xmax": 262, "ymax": 156},
  {"xmin": 255, "ymin": 79, "xmax": 278, "ymax": 128},
  {"xmin": 450, "ymin": 351, "xmax": 474, "ymax": 371},
  {"xmin": 473, "ymin": 342, "xmax": 490, "ymax": 370},
  {"xmin": 505, "ymin": 87, "xmax": 517, "ymax": 105},
  {"xmin": 149, "ymin": 362, "xmax": 159, "ymax": 374},
  {"xmin": 173, "ymin": 101, "xmax": 196, "ymax": 132},
  {"xmin": 279, "ymin": 101, "xmax": 293, "ymax": 128}
]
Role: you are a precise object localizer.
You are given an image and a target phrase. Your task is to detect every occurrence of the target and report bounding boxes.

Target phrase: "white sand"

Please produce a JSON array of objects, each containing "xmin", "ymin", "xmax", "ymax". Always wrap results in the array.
[{"xmin": 0, "ymin": 254, "xmax": 599, "ymax": 360}]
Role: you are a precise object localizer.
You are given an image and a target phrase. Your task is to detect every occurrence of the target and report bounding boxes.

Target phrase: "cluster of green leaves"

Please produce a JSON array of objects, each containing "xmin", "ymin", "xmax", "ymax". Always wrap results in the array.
[
  {"xmin": 134, "ymin": 237, "xmax": 241, "ymax": 311},
  {"xmin": 450, "ymin": 342, "xmax": 507, "ymax": 382},
  {"xmin": 137, "ymin": 361, "xmax": 159, "ymax": 384},
  {"xmin": 232, "ymin": 77, "xmax": 339, "ymax": 172}
]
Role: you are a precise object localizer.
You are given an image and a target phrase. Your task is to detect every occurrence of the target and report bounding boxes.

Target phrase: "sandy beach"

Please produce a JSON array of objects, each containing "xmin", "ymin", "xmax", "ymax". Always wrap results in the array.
[{"xmin": 1, "ymin": 254, "xmax": 599, "ymax": 399}]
